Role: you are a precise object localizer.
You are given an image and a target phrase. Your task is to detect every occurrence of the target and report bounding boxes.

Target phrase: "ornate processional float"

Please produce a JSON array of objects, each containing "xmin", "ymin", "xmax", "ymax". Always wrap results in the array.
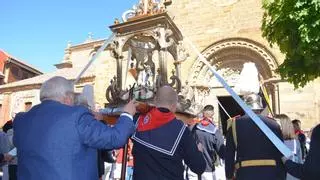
[
  {"xmin": 95, "ymin": 1, "xmax": 198, "ymax": 179},
  {"xmin": 102, "ymin": 0, "xmax": 196, "ymax": 118}
]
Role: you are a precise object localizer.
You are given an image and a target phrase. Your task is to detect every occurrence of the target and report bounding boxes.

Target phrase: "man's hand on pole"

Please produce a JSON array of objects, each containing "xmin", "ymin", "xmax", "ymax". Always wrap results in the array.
[{"xmin": 123, "ymin": 100, "xmax": 137, "ymax": 116}]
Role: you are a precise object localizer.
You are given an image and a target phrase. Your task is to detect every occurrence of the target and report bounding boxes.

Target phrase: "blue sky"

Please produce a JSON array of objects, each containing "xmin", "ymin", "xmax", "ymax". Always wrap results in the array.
[{"xmin": 0, "ymin": 0, "xmax": 136, "ymax": 73}]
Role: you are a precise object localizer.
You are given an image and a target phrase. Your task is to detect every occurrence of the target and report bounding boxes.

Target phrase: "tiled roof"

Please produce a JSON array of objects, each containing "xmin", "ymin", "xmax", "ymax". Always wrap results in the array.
[
  {"xmin": 0, "ymin": 49, "xmax": 43, "ymax": 75},
  {"xmin": 0, "ymin": 66, "xmax": 95, "ymax": 90}
]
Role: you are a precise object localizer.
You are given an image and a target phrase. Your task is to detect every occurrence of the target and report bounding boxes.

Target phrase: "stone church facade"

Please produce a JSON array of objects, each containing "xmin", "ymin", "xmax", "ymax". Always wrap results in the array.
[{"xmin": 0, "ymin": 0, "xmax": 319, "ymax": 130}]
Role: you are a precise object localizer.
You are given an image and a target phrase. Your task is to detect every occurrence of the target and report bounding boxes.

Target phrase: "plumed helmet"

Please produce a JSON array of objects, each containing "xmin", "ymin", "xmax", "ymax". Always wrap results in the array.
[{"xmin": 243, "ymin": 93, "xmax": 263, "ymax": 110}]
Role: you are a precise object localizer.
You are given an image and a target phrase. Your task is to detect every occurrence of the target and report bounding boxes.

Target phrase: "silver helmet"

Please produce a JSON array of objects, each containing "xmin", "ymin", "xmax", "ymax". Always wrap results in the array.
[{"xmin": 243, "ymin": 93, "xmax": 263, "ymax": 110}]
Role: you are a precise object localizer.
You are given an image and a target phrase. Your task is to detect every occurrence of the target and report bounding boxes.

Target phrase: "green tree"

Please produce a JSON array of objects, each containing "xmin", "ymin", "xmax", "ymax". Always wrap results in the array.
[{"xmin": 261, "ymin": 0, "xmax": 320, "ymax": 88}]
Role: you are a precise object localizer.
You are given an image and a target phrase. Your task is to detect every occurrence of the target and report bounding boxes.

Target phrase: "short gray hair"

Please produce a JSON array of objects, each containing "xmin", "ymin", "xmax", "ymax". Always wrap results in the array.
[
  {"xmin": 74, "ymin": 93, "xmax": 89, "ymax": 107},
  {"xmin": 155, "ymin": 85, "xmax": 178, "ymax": 106},
  {"xmin": 40, "ymin": 76, "xmax": 74, "ymax": 102}
]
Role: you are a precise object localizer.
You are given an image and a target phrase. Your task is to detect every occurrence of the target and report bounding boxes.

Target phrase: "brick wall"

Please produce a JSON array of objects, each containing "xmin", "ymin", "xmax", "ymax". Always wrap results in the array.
[{"xmin": 0, "ymin": 51, "xmax": 6, "ymax": 73}]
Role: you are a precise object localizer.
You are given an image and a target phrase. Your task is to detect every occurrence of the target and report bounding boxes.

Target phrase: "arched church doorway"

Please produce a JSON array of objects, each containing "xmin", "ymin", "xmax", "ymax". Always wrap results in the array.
[{"xmin": 187, "ymin": 38, "xmax": 279, "ymax": 133}]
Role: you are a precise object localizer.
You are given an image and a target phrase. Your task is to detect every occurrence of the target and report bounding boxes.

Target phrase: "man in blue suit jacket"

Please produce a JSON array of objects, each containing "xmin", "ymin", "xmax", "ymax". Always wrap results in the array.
[{"xmin": 13, "ymin": 76, "xmax": 136, "ymax": 180}]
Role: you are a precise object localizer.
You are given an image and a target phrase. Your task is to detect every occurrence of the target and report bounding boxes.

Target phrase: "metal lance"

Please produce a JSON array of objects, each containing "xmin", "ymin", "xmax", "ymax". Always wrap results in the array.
[
  {"xmin": 74, "ymin": 33, "xmax": 115, "ymax": 84},
  {"xmin": 183, "ymin": 36, "xmax": 293, "ymax": 158}
]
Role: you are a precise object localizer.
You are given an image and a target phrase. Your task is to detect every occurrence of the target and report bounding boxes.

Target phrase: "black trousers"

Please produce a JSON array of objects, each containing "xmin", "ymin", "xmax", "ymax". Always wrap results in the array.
[{"xmin": 8, "ymin": 165, "xmax": 17, "ymax": 180}]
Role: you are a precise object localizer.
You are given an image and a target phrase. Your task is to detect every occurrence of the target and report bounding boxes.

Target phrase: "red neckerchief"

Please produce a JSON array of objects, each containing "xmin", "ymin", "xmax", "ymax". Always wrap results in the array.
[
  {"xmin": 200, "ymin": 117, "xmax": 215, "ymax": 126},
  {"xmin": 295, "ymin": 129, "xmax": 304, "ymax": 135},
  {"xmin": 200, "ymin": 117, "xmax": 210, "ymax": 126},
  {"xmin": 137, "ymin": 107, "xmax": 175, "ymax": 132}
]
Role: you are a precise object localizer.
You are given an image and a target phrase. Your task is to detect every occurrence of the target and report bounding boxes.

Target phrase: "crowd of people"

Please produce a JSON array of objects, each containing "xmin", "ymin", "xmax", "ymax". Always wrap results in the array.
[{"xmin": 0, "ymin": 75, "xmax": 319, "ymax": 180}]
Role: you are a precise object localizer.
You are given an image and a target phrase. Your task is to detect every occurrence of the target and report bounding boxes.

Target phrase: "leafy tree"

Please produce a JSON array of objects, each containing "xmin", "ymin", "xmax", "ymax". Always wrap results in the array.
[{"xmin": 261, "ymin": 0, "xmax": 320, "ymax": 88}]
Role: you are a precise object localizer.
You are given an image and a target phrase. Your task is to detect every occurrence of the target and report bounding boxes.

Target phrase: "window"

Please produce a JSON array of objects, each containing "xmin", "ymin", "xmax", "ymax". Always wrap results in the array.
[
  {"xmin": 25, "ymin": 102, "xmax": 32, "ymax": 112},
  {"xmin": 22, "ymin": 72, "xmax": 29, "ymax": 79},
  {"xmin": 11, "ymin": 66, "xmax": 20, "ymax": 78}
]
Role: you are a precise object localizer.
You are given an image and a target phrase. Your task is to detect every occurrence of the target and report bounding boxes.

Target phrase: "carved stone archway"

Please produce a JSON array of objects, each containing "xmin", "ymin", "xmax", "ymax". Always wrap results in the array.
[
  {"xmin": 189, "ymin": 38, "xmax": 279, "ymax": 84},
  {"xmin": 187, "ymin": 37, "xmax": 280, "ymax": 114}
]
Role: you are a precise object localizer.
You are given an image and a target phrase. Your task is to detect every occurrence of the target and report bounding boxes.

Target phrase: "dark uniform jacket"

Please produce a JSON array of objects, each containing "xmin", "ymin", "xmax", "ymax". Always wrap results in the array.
[
  {"xmin": 132, "ymin": 108, "xmax": 206, "ymax": 180},
  {"xmin": 285, "ymin": 124, "xmax": 320, "ymax": 180},
  {"xmin": 225, "ymin": 114, "xmax": 286, "ymax": 180},
  {"xmin": 191, "ymin": 122, "xmax": 225, "ymax": 172},
  {"xmin": 296, "ymin": 130, "xmax": 307, "ymax": 159}
]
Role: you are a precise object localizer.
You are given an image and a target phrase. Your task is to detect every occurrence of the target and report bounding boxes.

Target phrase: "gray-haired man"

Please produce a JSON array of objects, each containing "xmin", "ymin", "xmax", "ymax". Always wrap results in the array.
[{"xmin": 13, "ymin": 76, "xmax": 136, "ymax": 180}]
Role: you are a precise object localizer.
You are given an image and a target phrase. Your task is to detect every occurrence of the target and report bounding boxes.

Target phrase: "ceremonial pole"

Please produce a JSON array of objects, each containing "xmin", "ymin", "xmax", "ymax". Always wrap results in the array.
[
  {"xmin": 74, "ymin": 33, "xmax": 115, "ymax": 84},
  {"xmin": 120, "ymin": 145, "xmax": 129, "ymax": 180},
  {"xmin": 120, "ymin": 86, "xmax": 134, "ymax": 180},
  {"xmin": 260, "ymin": 82, "xmax": 274, "ymax": 116}
]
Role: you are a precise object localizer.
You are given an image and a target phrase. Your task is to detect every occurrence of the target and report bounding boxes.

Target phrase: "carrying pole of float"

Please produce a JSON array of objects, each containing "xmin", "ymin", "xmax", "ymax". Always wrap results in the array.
[
  {"xmin": 182, "ymin": 35, "xmax": 292, "ymax": 158},
  {"xmin": 120, "ymin": 144, "xmax": 129, "ymax": 180}
]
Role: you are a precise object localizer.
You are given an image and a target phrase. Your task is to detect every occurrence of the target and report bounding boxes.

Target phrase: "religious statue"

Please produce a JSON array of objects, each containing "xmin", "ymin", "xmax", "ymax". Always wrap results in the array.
[
  {"xmin": 136, "ymin": 61, "xmax": 154, "ymax": 86},
  {"xmin": 177, "ymin": 41, "xmax": 189, "ymax": 63},
  {"xmin": 144, "ymin": 51, "xmax": 155, "ymax": 84},
  {"xmin": 114, "ymin": 18, "xmax": 120, "ymax": 24},
  {"xmin": 128, "ymin": 62, "xmax": 138, "ymax": 80},
  {"xmin": 136, "ymin": 0, "xmax": 162, "ymax": 15}
]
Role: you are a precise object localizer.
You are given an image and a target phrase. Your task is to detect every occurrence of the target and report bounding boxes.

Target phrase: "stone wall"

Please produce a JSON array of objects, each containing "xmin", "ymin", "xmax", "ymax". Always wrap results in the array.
[
  {"xmin": 165, "ymin": 0, "xmax": 320, "ymax": 129},
  {"xmin": 93, "ymin": 51, "xmax": 117, "ymax": 107},
  {"xmin": 0, "ymin": 89, "xmax": 40, "ymax": 126},
  {"xmin": 167, "ymin": 0, "xmax": 283, "ymax": 81},
  {"xmin": 279, "ymin": 80, "xmax": 320, "ymax": 130}
]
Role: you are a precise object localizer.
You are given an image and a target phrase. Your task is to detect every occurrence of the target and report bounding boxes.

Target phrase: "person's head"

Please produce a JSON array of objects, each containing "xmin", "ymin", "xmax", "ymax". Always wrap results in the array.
[
  {"xmin": 2, "ymin": 120, "xmax": 13, "ymax": 133},
  {"xmin": 154, "ymin": 85, "xmax": 178, "ymax": 112},
  {"xmin": 243, "ymin": 93, "xmax": 263, "ymax": 113},
  {"xmin": 274, "ymin": 114, "xmax": 296, "ymax": 140},
  {"xmin": 40, "ymin": 76, "xmax": 75, "ymax": 106},
  {"xmin": 292, "ymin": 119, "xmax": 301, "ymax": 131},
  {"xmin": 74, "ymin": 93, "xmax": 89, "ymax": 108},
  {"xmin": 202, "ymin": 105, "xmax": 214, "ymax": 119}
]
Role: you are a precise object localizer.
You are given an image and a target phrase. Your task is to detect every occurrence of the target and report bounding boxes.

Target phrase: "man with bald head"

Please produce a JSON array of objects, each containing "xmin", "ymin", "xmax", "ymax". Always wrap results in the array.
[
  {"xmin": 13, "ymin": 76, "xmax": 136, "ymax": 180},
  {"xmin": 132, "ymin": 85, "xmax": 206, "ymax": 180}
]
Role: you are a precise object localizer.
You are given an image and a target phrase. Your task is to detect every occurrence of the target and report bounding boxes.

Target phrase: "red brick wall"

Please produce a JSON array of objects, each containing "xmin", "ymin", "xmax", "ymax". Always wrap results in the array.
[
  {"xmin": 0, "ymin": 50, "xmax": 7, "ymax": 73},
  {"xmin": 7, "ymin": 63, "xmax": 37, "ymax": 83}
]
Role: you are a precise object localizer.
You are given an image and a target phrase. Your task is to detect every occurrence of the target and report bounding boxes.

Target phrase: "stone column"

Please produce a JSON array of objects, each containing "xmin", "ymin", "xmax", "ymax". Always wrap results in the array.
[
  {"xmin": 158, "ymin": 48, "xmax": 168, "ymax": 84},
  {"xmin": 155, "ymin": 27, "xmax": 174, "ymax": 85},
  {"xmin": 274, "ymin": 83, "xmax": 280, "ymax": 114},
  {"xmin": 116, "ymin": 57, "xmax": 123, "ymax": 90}
]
